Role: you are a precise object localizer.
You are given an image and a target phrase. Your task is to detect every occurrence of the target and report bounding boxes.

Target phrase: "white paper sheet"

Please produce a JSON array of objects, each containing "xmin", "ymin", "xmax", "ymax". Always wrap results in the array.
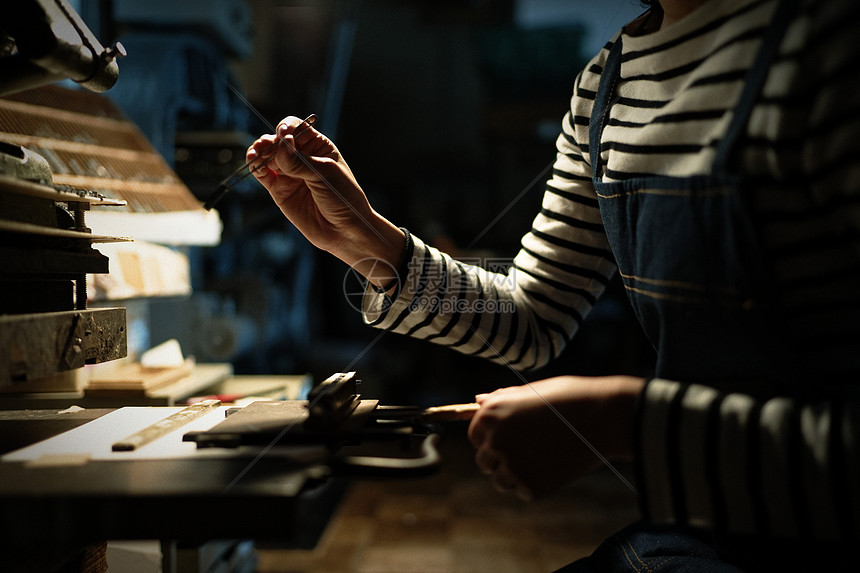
[{"xmin": 4, "ymin": 406, "xmax": 236, "ymax": 463}]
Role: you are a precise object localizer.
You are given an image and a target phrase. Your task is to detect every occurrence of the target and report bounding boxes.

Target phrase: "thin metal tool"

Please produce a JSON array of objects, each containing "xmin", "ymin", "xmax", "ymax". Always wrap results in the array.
[
  {"xmin": 111, "ymin": 399, "xmax": 221, "ymax": 451},
  {"xmin": 203, "ymin": 113, "xmax": 317, "ymax": 210}
]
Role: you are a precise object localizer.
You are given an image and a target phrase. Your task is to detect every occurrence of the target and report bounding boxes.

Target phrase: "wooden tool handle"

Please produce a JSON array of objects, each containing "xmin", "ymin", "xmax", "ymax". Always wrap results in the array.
[{"xmin": 421, "ymin": 402, "xmax": 480, "ymax": 421}]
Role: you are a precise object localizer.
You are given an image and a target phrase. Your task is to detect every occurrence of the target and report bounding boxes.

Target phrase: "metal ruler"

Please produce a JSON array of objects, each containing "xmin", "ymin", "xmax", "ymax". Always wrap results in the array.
[{"xmin": 111, "ymin": 399, "xmax": 221, "ymax": 452}]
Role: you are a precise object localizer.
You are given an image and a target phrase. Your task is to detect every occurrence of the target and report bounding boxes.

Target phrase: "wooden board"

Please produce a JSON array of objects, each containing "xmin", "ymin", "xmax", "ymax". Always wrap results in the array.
[{"xmin": 86, "ymin": 359, "xmax": 195, "ymax": 393}]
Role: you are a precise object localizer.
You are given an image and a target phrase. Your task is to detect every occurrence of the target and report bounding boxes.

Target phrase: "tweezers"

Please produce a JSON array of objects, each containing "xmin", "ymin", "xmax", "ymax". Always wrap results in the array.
[{"xmin": 203, "ymin": 113, "xmax": 317, "ymax": 210}]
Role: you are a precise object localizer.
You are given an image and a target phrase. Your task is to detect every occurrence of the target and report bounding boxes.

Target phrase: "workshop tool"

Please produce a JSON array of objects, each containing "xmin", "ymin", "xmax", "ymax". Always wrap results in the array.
[
  {"xmin": 203, "ymin": 113, "xmax": 317, "ymax": 210},
  {"xmin": 112, "ymin": 399, "xmax": 221, "ymax": 451},
  {"xmin": 420, "ymin": 402, "xmax": 480, "ymax": 421},
  {"xmin": 183, "ymin": 372, "xmax": 476, "ymax": 476}
]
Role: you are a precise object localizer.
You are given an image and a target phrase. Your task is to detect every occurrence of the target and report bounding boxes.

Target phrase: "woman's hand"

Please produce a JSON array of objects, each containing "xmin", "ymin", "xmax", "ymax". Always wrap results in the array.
[
  {"xmin": 247, "ymin": 116, "xmax": 405, "ymax": 286},
  {"xmin": 467, "ymin": 375, "xmax": 645, "ymax": 500}
]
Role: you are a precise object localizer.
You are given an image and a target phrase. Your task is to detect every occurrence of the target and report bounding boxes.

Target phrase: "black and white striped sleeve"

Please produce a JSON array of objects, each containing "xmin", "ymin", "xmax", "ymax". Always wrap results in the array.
[
  {"xmin": 635, "ymin": 379, "xmax": 860, "ymax": 541},
  {"xmin": 361, "ymin": 75, "xmax": 617, "ymax": 371}
]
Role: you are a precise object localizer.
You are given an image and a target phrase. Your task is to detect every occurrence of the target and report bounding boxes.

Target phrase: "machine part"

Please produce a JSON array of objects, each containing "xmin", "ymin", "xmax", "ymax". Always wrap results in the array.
[
  {"xmin": 0, "ymin": 238, "xmax": 109, "ymax": 277},
  {"xmin": 0, "ymin": 219, "xmax": 128, "ymax": 242},
  {"xmin": 185, "ymin": 398, "xmax": 379, "ymax": 448},
  {"xmin": 0, "ymin": 181, "xmax": 128, "ymax": 315},
  {"xmin": 0, "ymin": 182, "xmax": 125, "ymax": 317},
  {"xmin": 0, "ymin": 174, "xmax": 126, "ymax": 207},
  {"xmin": 68, "ymin": 200, "xmax": 91, "ymax": 311},
  {"xmin": 0, "ymin": 87, "xmax": 200, "ymax": 214},
  {"xmin": 305, "ymin": 371, "xmax": 360, "ymax": 431},
  {"xmin": 69, "ymin": 201, "xmax": 91, "ymax": 234},
  {"xmin": 183, "ymin": 393, "xmax": 442, "ymax": 477},
  {"xmin": 75, "ymin": 275, "xmax": 86, "ymax": 311},
  {"xmin": 0, "ymin": 141, "xmax": 52, "ymax": 183},
  {"xmin": 333, "ymin": 433, "xmax": 442, "ymax": 477},
  {"xmin": 0, "ymin": 307, "xmax": 127, "ymax": 386},
  {"xmin": 0, "ymin": 0, "xmax": 125, "ymax": 96}
]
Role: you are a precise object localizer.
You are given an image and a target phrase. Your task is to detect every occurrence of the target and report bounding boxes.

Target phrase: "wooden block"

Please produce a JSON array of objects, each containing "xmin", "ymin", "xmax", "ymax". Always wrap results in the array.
[{"xmin": 86, "ymin": 358, "xmax": 194, "ymax": 394}]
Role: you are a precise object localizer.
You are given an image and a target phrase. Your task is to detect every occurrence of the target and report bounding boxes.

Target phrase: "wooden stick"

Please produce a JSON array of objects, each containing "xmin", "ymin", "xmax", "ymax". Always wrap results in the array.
[{"xmin": 421, "ymin": 402, "xmax": 480, "ymax": 422}]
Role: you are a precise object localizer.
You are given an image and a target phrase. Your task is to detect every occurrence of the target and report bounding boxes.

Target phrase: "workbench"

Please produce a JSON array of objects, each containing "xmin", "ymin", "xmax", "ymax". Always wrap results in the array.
[
  {"xmin": 0, "ymin": 405, "xmax": 347, "ymax": 572},
  {"xmin": 0, "ymin": 370, "xmax": 446, "ymax": 572}
]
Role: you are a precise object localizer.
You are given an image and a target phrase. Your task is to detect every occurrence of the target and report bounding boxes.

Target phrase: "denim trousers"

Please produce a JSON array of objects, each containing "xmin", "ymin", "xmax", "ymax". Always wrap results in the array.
[{"xmin": 555, "ymin": 521, "xmax": 852, "ymax": 572}]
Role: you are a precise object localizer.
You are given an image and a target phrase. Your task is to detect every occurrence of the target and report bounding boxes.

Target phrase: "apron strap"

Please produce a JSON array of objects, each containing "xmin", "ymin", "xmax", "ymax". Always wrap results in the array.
[
  {"xmin": 711, "ymin": 0, "xmax": 799, "ymax": 174},
  {"xmin": 590, "ymin": 0, "xmax": 798, "ymax": 179},
  {"xmin": 589, "ymin": 37, "xmax": 623, "ymax": 179}
]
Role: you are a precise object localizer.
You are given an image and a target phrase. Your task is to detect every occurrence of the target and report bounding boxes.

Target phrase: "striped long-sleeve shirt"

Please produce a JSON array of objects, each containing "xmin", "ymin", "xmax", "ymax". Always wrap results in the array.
[{"xmin": 363, "ymin": 0, "xmax": 860, "ymax": 540}]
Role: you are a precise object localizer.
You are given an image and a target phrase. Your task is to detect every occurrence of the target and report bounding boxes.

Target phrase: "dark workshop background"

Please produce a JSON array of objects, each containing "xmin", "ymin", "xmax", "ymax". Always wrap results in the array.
[{"xmin": 76, "ymin": 0, "xmax": 651, "ymax": 406}]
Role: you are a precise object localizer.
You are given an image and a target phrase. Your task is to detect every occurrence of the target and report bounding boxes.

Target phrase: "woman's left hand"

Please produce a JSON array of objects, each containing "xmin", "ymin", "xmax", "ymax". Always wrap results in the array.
[{"xmin": 467, "ymin": 375, "xmax": 645, "ymax": 500}]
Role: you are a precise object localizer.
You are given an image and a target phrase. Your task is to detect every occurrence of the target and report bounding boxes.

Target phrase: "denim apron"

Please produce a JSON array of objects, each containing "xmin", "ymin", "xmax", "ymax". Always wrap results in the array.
[{"xmin": 590, "ymin": 0, "xmax": 800, "ymax": 395}]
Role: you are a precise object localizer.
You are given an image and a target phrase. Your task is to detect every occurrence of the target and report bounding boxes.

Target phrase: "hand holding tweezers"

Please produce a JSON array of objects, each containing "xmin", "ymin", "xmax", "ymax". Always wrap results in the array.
[{"xmin": 203, "ymin": 113, "xmax": 317, "ymax": 210}]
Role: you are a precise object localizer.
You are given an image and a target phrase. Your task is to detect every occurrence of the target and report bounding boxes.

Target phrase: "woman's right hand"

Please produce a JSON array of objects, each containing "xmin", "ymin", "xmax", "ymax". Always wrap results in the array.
[{"xmin": 247, "ymin": 116, "xmax": 405, "ymax": 286}]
